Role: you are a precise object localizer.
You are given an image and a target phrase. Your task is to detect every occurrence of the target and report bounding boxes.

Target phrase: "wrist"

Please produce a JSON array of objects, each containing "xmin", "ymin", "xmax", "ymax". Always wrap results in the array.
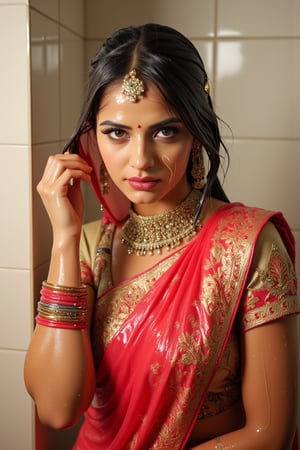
[
  {"xmin": 48, "ymin": 238, "xmax": 81, "ymax": 287},
  {"xmin": 52, "ymin": 232, "xmax": 81, "ymax": 249}
]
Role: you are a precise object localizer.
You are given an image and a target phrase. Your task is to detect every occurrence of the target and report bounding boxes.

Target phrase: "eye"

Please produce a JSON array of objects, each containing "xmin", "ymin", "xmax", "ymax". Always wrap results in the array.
[
  {"xmin": 101, "ymin": 128, "xmax": 128, "ymax": 140},
  {"xmin": 154, "ymin": 127, "xmax": 179, "ymax": 139}
]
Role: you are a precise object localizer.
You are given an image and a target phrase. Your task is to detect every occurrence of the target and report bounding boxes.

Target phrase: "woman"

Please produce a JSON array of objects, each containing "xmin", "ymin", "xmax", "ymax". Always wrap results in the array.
[{"xmin": 24, "ymin": 24, "xmax": 299, "ymax": 449}]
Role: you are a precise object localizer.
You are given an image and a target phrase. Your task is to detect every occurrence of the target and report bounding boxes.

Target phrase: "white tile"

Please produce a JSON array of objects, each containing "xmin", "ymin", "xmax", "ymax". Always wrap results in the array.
[
  {"xmin": 0, "ymin": 0, "xmax": 28, "ymax": 4},
  {"xmin": 60, "ymin": 28, "xmax": 85, "ymax": 140},
  {"xmin": 60, "ymin": 0, "xmax": 84, "ymax": 36},
  {"xmin": 85, "ymin": 0, "xmax": 214, "ymax": 39},
  {"xmin": 222, "ymin": 139, "xmax": 300, "ymax": 230},
  {"xmin": 0, "ymin": 349, "xmax": 33, "ymax": 450},
  {"xmin": 30, "ymin": 0, "xmax": 59, "ymax": 20},
  {"xmin": 215, "ymin": 39, "xmax": 300, "ymax": 139},
  {"xmin": 218, "ymin": 0, "xmax": 300, "ymax": 37},
  {"xmin": 0, "ymin": 145, "xmax": 31, "ymax": 269},
  {"xmin": 0, "ymin": 269, "xmax": 32, "ymax": 349},
  {"xmin": 0, "ymin": 4, "xmax": 30, "ymax": 145},
  {"xmin": 32, "ymin": 142, "xmax": 59, "ymax": 267},
  {"xmin": 30, "ymin": 9, "xmax": 60, "ymax": 144}
]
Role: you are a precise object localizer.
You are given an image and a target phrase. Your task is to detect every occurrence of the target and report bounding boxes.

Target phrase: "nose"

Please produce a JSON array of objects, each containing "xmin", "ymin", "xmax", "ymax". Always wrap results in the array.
[{"xmin": 129, "ymin": 136, "xmax": 154, "ymax": 170}]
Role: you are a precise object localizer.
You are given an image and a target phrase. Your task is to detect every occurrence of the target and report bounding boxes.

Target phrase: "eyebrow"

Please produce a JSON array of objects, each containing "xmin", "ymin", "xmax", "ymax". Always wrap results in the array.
[{"xmin": 99, "ymin": 117, "xmax": 183, "ymax": 129}]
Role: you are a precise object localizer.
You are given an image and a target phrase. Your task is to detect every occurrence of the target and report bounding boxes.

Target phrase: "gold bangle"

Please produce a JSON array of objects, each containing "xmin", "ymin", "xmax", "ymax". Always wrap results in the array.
[
  {"xmin": 37, "ymin": 302, "xmax": 87, "ymax": 322},
  {"xmin": 43, "ymin": 280, "xmax": 86, "ymax": 292}
]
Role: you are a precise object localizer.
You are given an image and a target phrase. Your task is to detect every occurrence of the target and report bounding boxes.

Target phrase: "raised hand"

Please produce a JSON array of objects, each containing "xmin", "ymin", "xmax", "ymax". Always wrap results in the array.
[{"xmin": 37, "ymin": 152, "xmax": 93, "ymax": 241}]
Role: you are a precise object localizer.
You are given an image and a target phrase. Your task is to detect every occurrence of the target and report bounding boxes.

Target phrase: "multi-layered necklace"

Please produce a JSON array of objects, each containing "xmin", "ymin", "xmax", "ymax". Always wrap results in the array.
[{"xmin": 120, "ymin": 189, "xmax": 202, "ymax": 256}]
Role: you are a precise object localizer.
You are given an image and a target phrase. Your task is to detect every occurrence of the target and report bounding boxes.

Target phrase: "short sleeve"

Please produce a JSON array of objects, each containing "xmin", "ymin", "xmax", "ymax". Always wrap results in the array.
[{"xmin": 239, "ymin": 221, "xmax": 299, "ymax": 332}]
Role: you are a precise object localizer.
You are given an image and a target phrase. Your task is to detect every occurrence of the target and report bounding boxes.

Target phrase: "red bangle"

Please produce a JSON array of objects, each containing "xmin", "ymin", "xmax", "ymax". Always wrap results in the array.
[
  {"xmin": 41, "ymin": 285, "xmax": 87, "ymax": 300},
  {"xmin": 36, "ymin": 281, "xmax": 88, "ymax": 329},
  {"xmin": 40, "ymin": 283, "xmax": 87, "ymax": 307}
]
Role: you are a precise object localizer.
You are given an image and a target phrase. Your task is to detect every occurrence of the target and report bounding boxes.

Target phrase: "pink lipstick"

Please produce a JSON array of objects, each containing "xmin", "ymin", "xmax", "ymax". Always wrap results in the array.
[{"xmin": 127, "ymin": 177, "xmax": 159, "ymax": 191}]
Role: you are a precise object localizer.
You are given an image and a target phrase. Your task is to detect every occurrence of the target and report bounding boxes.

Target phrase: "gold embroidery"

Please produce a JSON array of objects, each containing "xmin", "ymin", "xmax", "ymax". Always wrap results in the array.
[
  {"xmin": 242, "ymin": 243, "xmax": 298, "ymax": 331},
  {"xmin": 256, "ymin": 244, "xmax": 297, "ymax": 301},
  {"xmin": 84, "ymin": 207, "xmax": 298, "ymax": 448},
  {"xmin": 148, "ymin": 207, "xmax": 277, "ymax": 448},
  {"xmin": 92, "ymin": 252, "xmax": 181, "ymax": 367}
]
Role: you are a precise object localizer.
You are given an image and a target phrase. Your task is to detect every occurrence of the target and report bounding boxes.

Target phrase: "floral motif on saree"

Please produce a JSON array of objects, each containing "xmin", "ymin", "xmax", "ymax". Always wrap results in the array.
[
  {"xmin": 241, "ymin": 241, "xmax": 298, "ymax": 331},
  {"xmin": 76, "ymin": 203, "xmax": 298, "ymax": 450}
]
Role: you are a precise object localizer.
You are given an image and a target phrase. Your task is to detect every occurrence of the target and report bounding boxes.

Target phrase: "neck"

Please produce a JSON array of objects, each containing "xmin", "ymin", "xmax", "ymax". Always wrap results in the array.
[
  {"xmin": 121, "ymin": 189, "xmax": 203, "ymax": 256},
  {"xmin": 132, "ymin": 183, "xmax": 192, "ymax": 217}
]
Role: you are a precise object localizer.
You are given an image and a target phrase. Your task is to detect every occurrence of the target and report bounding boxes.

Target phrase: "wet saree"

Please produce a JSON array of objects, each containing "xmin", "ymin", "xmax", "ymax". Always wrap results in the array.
[{"xmin": 75, "ymin": 203, "xmax": 298, "ymax": 450}]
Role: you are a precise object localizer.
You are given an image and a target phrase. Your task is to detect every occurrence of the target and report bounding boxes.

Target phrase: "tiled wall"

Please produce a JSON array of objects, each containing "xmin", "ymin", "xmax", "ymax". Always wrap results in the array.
[
  {"xmin": 30, "ymin": 2, "xmax": 85, "ymax": 449},
  {"xmin": 0, "ymin": 1, "xmax": 33, "ymax": 449},
  {"xmin": 0, "ymin": 1, "xmax": 298, "ymax": 449}
]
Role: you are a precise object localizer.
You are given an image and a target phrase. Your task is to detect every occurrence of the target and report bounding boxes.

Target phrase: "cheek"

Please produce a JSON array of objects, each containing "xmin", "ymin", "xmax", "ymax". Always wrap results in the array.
[
  {"xmin": 161, "ymin": 154, "xmax": 176, "ymax": 182},
  {"xmin": 161, "ymin": 150, "xmax": 190, "ymax": 183}
]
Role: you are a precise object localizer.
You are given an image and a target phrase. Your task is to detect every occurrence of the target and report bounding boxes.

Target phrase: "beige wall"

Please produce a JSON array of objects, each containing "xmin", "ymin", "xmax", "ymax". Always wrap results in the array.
[{"xmin": 0, "ymin": 1, "xmax": 299, "ymax": 449}]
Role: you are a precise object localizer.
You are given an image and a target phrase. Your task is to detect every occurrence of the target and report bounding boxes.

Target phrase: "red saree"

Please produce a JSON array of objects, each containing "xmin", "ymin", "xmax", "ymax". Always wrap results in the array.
[{"xmin": 75, "ymin": 203, "xmax": 298, "ymax": 450}]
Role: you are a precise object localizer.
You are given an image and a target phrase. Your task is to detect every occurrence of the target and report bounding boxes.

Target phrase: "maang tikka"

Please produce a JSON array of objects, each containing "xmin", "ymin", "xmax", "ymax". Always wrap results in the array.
[
  {"xmin": 121, "ymin": 69, "xmax": 145, "ymax": 103},
  {"xmin": 191, "ymin": 144, "xmax": 206, "ymax": 189}
]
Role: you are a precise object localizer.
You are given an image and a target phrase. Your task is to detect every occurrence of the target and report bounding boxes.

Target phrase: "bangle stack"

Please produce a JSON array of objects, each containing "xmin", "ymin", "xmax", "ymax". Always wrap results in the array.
[{"xmin": 35, "ymin": 281, "xmax": 88, "ymax": 329}]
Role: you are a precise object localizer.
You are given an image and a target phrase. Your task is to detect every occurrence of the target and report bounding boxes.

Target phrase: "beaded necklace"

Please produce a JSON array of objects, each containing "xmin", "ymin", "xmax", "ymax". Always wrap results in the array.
[{"xmin": 120, "ymin": 189, "xmax": 202, "ymax": 256}]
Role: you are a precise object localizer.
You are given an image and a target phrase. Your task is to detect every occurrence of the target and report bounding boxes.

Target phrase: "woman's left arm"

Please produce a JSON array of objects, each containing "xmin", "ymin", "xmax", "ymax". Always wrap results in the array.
[{"xmin": 191, "ymin": 314, "xmax": 299, "ymax": 450}]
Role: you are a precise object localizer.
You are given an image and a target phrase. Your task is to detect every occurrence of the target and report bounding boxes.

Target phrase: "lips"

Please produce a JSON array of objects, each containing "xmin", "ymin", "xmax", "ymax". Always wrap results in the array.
[{"xmin": 127, "ymin": 177, "xmax": 159, "ymax": 191}]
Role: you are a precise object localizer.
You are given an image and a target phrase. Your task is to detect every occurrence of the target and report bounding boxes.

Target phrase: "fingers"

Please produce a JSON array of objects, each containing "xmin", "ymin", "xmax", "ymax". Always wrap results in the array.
[
  {"xmin": 37, "ymin": 153, "xmax": 92, "ymax": 195},
  {"xmin": 45, "ymin": 153, "xmax": 92, "ymax": 184},
  {"xmin": 37, "ymin": 153, "xmax": 93, "ymax": 237}
]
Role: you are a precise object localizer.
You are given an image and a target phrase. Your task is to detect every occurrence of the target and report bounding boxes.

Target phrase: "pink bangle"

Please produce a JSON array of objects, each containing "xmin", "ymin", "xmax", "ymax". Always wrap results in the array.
[
  {"xmin": 41, "ymin": 284, "xmax": 87, "ymax": 301},
  {"xmin": 35, "ymin": 280, "xmax": 88, "ymax": 329},
  {"xmin": 40, "ymin": 292, "xmax": 87, "ymax": 307}
]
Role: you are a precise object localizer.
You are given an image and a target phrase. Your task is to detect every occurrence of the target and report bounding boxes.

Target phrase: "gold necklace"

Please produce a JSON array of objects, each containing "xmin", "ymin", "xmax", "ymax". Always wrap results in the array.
[{"xmin": 120, "ymin": 189, "xmax": 202, "ymax": 256}]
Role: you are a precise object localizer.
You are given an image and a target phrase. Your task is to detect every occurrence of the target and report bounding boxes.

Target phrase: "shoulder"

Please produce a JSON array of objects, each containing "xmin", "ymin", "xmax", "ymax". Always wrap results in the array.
[
  {"xmin": 249, "ymin": 220, "xmax": 296, "ymax": 280},
  {"xmin": 240, "ymin": 220, "xmax": 298, "ymax": 331},
  {"xmin": 206, "ymin": 199, "xmax": 275, "ymax": 224},
  {"xmin": 213, "ymin": 202, "xmax": 293, "ymax": 249}
]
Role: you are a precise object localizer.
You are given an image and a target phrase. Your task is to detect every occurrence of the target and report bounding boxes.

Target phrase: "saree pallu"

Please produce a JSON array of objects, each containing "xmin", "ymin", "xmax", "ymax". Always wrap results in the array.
[{"xmin": 75, "ymin": 203, "xmax": 298, "ymax": 450}]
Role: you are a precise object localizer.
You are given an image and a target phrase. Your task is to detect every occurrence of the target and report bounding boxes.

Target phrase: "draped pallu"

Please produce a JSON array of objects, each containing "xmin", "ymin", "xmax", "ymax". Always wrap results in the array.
[{"xmin": 75, "ymin": 203, "xmax": 298, "ymax": 450}]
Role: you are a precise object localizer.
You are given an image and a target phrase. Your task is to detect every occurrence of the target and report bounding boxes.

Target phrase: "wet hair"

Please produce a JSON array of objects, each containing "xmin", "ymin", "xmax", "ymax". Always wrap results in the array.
[{"xmin": 64, "ymin": 23, "xmax": 230, "ymax": 220}]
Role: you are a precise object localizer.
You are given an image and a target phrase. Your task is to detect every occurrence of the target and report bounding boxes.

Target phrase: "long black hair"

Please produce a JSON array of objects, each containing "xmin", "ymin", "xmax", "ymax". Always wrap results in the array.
[{"xmin": 64, "ymin": 23, "xmax": 230, "ymax": 221}]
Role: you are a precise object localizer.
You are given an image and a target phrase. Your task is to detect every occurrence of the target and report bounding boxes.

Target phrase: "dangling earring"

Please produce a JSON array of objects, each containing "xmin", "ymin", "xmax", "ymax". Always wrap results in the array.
[
  {"xmin": 191, "ymin": 144, "xmax": 205, "ymax": 189},
  {"xmin": 100, "ymin": 160, "xmax": 110, "ymax": 195}
]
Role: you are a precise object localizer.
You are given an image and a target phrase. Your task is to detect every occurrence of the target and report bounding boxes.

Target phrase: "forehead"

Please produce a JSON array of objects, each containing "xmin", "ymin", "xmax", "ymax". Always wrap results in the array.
[{"xmin": 97, "ymin": 80, "xmax": 176, "ymax": 121}]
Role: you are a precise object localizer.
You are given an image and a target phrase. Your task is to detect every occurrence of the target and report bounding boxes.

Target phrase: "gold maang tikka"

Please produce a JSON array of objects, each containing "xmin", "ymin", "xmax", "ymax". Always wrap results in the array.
[{"xmin": 121, "ymin": 69, "xmax": 145, "ymax": 102}]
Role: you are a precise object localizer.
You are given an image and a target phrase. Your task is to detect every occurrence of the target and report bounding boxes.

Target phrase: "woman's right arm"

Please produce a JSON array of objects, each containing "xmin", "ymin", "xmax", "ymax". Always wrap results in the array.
[{"xmin": 24, "ymin": 153, "xmax": 96, "ymax": 429}]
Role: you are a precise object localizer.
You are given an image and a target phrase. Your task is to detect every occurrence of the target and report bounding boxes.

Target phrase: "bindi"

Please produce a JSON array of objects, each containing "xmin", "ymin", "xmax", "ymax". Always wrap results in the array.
[{"xmin": 137, "ymin": 124, "xmax": 142, "ymax": 128}]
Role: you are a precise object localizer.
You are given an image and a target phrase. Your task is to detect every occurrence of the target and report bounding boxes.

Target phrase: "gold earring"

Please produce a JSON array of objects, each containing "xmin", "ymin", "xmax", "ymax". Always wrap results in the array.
[
  {"xmin": 191, "ymin": 144, "xmax": 205, "ymax": 189},
  {"xmin": 100, "ymin": 161, "xmax": 110, "ymax": 195}
]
